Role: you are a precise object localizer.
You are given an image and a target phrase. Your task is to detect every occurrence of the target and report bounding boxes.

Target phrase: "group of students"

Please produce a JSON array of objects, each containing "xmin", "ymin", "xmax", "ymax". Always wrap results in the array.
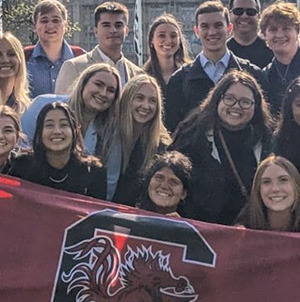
[{"xmin": 1, "ymin": 0, "xmax": 300, "ymax": 233}]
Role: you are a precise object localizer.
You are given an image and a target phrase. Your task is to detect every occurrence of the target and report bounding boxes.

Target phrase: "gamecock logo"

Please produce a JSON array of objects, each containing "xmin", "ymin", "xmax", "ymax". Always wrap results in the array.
[
  {"xmin": 52, "ymin": 209, "xmax": 216, "ymax": 301},
  {"xmin": 61, "ymin": 236, "xmax": 198, "ymax": 302}
]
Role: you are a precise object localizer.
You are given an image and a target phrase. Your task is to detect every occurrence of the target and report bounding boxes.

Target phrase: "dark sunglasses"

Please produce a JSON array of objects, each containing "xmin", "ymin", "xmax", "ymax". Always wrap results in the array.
[{"xmin": 231, "ymin": 8, "xmax": 258, "ymax": 16}]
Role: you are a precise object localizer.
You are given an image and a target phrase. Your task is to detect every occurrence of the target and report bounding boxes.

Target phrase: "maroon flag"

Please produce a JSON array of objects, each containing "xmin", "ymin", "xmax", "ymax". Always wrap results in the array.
[{"xmin": 0, "ymin": 175, "xmax": 300, "ymax": 301}]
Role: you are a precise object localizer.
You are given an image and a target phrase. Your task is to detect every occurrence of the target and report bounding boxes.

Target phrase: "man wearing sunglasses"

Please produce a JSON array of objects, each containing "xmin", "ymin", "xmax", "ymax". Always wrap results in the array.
[
  {"xmin": 165, "ymin": 0, "xmax": 268, "ymax": 133},
  {"xmin": 227, "ymin": 0, "xmax": 273, "ymax": 68}
]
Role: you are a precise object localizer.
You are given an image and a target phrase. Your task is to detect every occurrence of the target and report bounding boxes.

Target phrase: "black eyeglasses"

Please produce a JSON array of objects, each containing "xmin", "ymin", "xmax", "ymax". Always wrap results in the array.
[
  {"xmin": 222, "ymin": 94, "xmax": 254, "ymax": 110},
  {"xmin": 231, "ymin": 8, "xmax": 258, "ymax": 16}
]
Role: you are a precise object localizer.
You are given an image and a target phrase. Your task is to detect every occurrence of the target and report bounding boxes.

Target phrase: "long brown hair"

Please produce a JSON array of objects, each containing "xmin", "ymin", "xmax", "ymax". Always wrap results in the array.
[
  {"xmin": 144, "ymin": 14, "xmax": 190, "ymax": 86},
  {"xmin": 237, "ymin": 155, "xmax": 300, "ymax": 231}
]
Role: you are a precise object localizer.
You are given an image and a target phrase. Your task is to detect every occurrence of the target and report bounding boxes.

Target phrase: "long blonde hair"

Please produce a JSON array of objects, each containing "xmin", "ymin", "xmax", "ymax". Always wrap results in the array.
[
  {"xmin": 118, "ymin": 74, "xmax": 171, "ymax": 173},
  {"xmin": 68, "ymin": 63, "xmax": 121, "ymax": 160},
  {"xmin": 0, "ymin": 32, "xmax": 30, "ymax": 114}
]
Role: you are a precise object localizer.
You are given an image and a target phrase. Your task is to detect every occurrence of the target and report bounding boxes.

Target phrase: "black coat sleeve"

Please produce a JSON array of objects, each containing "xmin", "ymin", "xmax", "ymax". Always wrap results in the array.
[{"xmin": 165, "ymin": 69, "xmax": 185, "ymax": 133}]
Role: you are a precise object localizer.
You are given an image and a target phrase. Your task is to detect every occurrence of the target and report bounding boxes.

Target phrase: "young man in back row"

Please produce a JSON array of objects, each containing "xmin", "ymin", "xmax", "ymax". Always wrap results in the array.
[
  {"xmin": 25, "ymin": 0, "xmax": 86, "ymax": 98},
  {"xmin": 55, "ymin": 1, "xmax": 143, "ymax": 94},
  {"xmin": 165, "ymin": 0, "xmax": 268, "ymax": 133}
]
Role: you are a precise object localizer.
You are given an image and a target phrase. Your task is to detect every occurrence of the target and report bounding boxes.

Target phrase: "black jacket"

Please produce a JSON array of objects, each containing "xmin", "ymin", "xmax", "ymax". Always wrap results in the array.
[
  {"xmin": 169, "ymin": 126, "xmax": 271, "ymax": 225},
  {"xmin": 165, "ymin": 52, "xmax": 269, "ymax": 132},
  {"xmin": 263, "ymin": 47, "xmax": 300, "ymax": 115}
]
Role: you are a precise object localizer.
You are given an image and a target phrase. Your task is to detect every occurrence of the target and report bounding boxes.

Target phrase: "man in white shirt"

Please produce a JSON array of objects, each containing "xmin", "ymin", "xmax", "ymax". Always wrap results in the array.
[{"xmin": 55, "ymin": 1, "xmax": 143, "ymax": 94}]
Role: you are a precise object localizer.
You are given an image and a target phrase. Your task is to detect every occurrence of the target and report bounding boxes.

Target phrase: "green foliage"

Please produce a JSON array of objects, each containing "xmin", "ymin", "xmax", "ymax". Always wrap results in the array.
[{"xmin": 2, "ymin": 0, "xmax": 80, "ymax": 45}]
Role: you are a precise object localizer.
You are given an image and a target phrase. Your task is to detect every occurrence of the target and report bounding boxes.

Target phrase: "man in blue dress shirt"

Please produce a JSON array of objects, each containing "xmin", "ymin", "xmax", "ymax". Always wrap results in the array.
[{"xmin": 26, "ymin": 0, "xmax": 85, "ymax": 98}]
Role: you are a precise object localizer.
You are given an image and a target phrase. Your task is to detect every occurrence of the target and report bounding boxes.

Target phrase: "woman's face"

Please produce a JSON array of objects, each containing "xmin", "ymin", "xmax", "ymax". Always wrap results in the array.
[
  {"xmin": 148, "ymin": 167, "xmax": 187, "ymax": 214},
  {"xmin": 0, "ymin": 115, "xmax": 18, "ymax": 158},
  {"xmin": 82, "ymin": 71, "xmax": 118, "ymax": 113},
  {"xmin": 260, "ymin": 163, "xmax": 295, "ymax": 213},
  {"xmin": 42, "ymin": 109, "xmax": 73, "ymax": 154},
  {"xmin": 264, "ymin": 20, "xmax": 299, "ymax": 57},
  {"xmin": 131, "ymin": 83, "xmax": 158, "ymax": 125},
  {"xmin": 292, "ymin": 94, "xmax": 300, "ymax": 126},
  {"xmin": 0, "ymin": 39, "xmax": 20, "ymax": 79},
  {"xmin": 152, "ymin": 23, "xmax": 180, "ymax": 59},
  {"xmin": 217, "ymin": 82, "xmax": 255, "ymax": 130}
]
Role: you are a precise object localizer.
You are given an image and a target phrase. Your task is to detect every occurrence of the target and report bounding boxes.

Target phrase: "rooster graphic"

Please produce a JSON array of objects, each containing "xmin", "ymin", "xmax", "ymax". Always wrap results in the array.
[{"xmin": 61, "ymin": 236, "xmax": 198, "ymax": 302}]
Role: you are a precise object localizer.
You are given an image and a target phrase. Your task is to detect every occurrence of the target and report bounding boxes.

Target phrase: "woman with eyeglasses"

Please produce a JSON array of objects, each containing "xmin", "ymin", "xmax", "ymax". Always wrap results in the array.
[{"xmin": 169, "ymin": 70, "xmax": 273, "ymax": 225}]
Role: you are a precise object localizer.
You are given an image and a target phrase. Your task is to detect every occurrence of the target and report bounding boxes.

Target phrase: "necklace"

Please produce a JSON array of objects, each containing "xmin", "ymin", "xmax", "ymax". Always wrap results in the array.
[
  {"xmin": 49, "ymin": 174, "xmax": 69, "ymax": 183},
  {"xmin": 274, "ymin": 60, "xmax": 291, "ymax": 85}
]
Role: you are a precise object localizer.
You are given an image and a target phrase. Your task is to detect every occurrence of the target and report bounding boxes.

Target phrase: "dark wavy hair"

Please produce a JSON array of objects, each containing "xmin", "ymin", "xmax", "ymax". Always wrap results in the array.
[
  {"xmin": 172, "ymin": 70, "xmax": 273, "ymax": 151},
  {"xmin": 138, "ymin": 151, "xmax": 192, "ymax": 213},
  {"xmin": 33, "ymin": 102, "xmax": 101, "ymax": 166}
]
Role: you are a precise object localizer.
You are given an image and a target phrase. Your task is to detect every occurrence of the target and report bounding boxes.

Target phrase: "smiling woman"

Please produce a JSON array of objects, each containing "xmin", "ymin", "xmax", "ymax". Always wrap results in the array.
[
  {"xmin": 236, "ymin": 155, "xmax": 300, "ymax": 232},
  {"xmin": 138, "ymin": 151, "xmax": 192, "ymax": 216},
  {"xmin": 0, "ymin": 32, "xmax": 30, "ymax": 114},
  {"xmin": 169, "ymin": 70, "xmax": 273, "ymax": 225},
  {"xmin": 9, "ymin": 102, "xmax": 107, "ymax": 199},
  {"xmin": 0, "ymin": 105, "xmax": 21, "ymax": 174},
  {"xmin": 143, "ymin": 14, "xmax": 190, "ymax": 98},
  {"xmin": 105, "ymin": 74, "xmax": 172, "ymax": 205}
]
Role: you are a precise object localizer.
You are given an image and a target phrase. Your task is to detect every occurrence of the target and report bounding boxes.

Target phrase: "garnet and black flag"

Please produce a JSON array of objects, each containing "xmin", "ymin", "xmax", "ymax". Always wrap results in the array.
[
  {"xmin": 1, "ymin": 175, "xmax": 300, "ymax": 301},
  {"xmin": 134, "ymin": 0, "xmax": 143, "ymax": 67}
]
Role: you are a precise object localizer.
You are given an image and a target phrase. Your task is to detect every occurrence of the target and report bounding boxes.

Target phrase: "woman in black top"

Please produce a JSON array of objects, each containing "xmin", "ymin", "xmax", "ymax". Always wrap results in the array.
[
  {"xmin": 143, "ymin": 14, "xmax": 190, "ymax": 99},
  {"xmin": 274, "ymin": 77, "xmax": 300, "ymax": 172},
  {"xmin": 10, "ymin": 102, "xmax": 106, "ymax": 199},
  {"xmin": 169, "ymin": 70, "xmax": 273, "ymax": 225}
]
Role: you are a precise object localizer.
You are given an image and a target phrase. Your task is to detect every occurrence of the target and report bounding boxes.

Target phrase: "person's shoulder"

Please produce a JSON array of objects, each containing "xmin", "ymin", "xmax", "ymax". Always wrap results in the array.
[
  {"xmin": 231, "ymin": 52, "xmax": 263, "ymax": 72},
  {"xmin": 169, "ymin": 58, "xmax": 198, "ymax": 80},
  {"xmin": 124, "ymin": 57, "xmax": 144, "ymax": 74},
  {"xmin": 12, "ymin": 152, "xmax": 35, "ymax": 168},
  {"xmin": 69, "ymin": 45, "xmax": 87, "ymax": 57},
  {"xmin": 227, "ymin": 36, "xmax": 238, "ymax": 47}
]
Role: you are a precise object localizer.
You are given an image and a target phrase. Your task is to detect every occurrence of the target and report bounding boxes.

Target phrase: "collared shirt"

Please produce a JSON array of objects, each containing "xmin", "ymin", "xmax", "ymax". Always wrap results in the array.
[
  {"xmin": 27, "ymin": 40, "xmax": 74, "ymax": 98},
  {"xmin": 97, "ymin": 47, "xmax": 127, "ymax": 88},
  {"xmin": 199, "ymin": 50, "xmax": 230, "ymax": 83}
]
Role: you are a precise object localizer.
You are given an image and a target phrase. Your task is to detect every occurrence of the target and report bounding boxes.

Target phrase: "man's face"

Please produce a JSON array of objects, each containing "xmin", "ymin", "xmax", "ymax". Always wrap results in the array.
[
  {"xmin": 34, "ymin": 8, "xmax": 66, "ymax": 44},
  {"xmin": 194, "ymin": 12, "xmax": 232, "ymax": 57},
  {"xmin": 230, "ymin": 0, "xmax": 259, "ymax": 37},
  {"xmin": 94, "ymin": 12, "xmax": 129, "ymax": 53}
]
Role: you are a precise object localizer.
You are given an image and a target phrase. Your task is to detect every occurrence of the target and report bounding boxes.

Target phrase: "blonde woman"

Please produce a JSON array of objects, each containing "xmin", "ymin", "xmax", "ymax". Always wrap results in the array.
[
  {"xmin": 0, "ymin": 32, "xmax": 30, "ymax": 114},
  {"xmin": 68, "ymin": 63, "xmax": 121, "ymax": 156},
  {"xmin": 22, "ymin": 63, "xmax": 121, "ymax": 157},
  {"xmin": 108, "ymin": 74, "xmax": 171, "ymax": 205}
]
